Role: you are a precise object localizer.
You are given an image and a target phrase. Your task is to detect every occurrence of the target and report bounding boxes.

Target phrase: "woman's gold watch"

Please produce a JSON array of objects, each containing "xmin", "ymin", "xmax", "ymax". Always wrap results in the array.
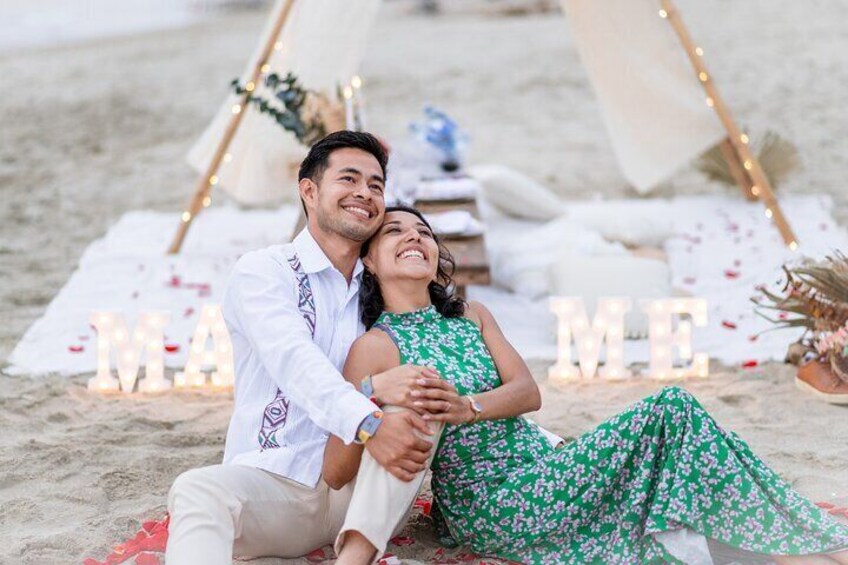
[{"xmin": 465, "ymin": 395, "xmax": 483, "ymax": 424}]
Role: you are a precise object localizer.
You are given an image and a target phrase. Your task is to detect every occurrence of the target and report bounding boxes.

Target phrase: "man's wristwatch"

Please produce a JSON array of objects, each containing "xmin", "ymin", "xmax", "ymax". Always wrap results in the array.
[
  {"xmin": 465, "ymin": 395, "xmax": 483, "ymax": 424},
  {"xmin": 354, "ymin": 411, "xmax": 384, "ymax": 445}
]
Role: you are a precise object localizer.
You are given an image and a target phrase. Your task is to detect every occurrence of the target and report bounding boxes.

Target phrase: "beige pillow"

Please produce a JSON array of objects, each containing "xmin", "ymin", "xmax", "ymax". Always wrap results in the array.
[
  {"xmin": 469, "ymin": 164, "xmax": 565, "ymax": 221},
  {"xmin": 549, "ymin": 255, "xmax": 672, "ymax": 338}
]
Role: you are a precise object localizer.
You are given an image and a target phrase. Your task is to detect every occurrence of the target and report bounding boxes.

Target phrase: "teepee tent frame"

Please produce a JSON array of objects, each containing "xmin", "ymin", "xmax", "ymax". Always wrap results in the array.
[{"xmin": 167, "ymin": 0, "xmax": 797, "ymax": 254}]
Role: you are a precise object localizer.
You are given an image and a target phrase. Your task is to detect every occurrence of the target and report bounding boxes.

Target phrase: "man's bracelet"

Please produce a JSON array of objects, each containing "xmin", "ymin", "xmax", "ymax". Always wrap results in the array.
[
  {"xmin": 354, "ymin": 411, "xmax": 384, "ymax": 445},
  {"xmin": 360, "ymin": 374, "xmax": 381, "ymax": 406}
]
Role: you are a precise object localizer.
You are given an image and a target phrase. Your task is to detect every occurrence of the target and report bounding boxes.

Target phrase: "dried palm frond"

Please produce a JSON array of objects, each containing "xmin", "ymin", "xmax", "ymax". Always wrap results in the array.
[
  {"xmin": 697, "ymin": 130, "xmax": 801, "ymax": 189},
  {"xmin": 755, "ymin": 253, "xmax": 848, "ymax": 334}
]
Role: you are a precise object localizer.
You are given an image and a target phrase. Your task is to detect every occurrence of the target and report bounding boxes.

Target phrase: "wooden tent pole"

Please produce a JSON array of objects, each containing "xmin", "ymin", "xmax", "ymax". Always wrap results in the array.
[
  {"xmin": 168, "ymin": 0, "xmax": 298, "ymax": 254},
  {"xmin": 659, "ymin": 0, "xmax": 798, "ymax": 248},
  {"xmin": 717, "ymin": 137, "xmax": 756, "ymax": 201}
]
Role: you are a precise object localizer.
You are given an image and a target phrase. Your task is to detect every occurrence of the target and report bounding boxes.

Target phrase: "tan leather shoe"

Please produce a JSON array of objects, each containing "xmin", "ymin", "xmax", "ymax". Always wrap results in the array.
[{"xmin": 795, "ymin": 360, "xmax": 848, "ymax": 405}]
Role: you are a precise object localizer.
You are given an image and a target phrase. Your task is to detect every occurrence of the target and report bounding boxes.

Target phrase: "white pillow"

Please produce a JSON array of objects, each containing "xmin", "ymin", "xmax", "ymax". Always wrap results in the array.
[
  {"xmin": 567, "ymin": 201, "xmax": 674, "ymax": 248},
  {"xmin": 549, "ymin": 255, "xmax": 672, "ymax": 338},
  {"xmin": 489, "ymin": 216, "xmax": 626, "ymax": 299},
  {"xmin": 468, "ymin": 164, "xmax": 565, "ymax": 221}
]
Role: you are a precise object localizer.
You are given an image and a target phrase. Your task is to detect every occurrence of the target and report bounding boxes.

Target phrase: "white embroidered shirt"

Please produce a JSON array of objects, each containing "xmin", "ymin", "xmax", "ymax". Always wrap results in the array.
[{"xmin": 221, "ymin": 228, "xmax": 377, "ymax": 488}]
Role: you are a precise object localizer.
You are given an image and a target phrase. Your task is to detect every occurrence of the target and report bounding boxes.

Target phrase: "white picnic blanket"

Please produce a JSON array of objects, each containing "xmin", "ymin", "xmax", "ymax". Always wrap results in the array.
[{"xmin": 7, "ymin": 195, "xmax": 846, "ymax": 376}]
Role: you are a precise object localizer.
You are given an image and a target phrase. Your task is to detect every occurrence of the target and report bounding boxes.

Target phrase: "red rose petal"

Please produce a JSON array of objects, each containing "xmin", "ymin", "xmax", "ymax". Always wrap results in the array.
[
  {"xmin": 135, "ymin": 553, "xmax": 160, "ymax": 565},
  {"xmin": 141, "ymin": 521, "xmax": 156, "ymax": 534},
  {"xmin": 778, "ymin": 312, "xmax": 788, "ymax": 320},
  {"xmin": 305, "ymin": 547, "xmax": 327, "ymax": 563},
  {"xmin": 83, "ymin": 559, "xmax": 103, "ymax": 565},
  {"xmin": 167, "ymin": 275, "xmax": 182, "ymax": 288},
  {"xmin": 816, "ymin": 502, "xmax": 835, "ymax": 509},
  {"xmin": 721, "ymin": 320, "xmax": 737, "ymax": 330},
  {"xmin": 389, "ymin": 535, "xmax": 415, "ymax": 546},
  {"xmin": 68, "ymin": 345, "xmax": 85, "ymax": 353},
  {"xmin": 742, "ymin": 360, "xmax": 758, "ymax": 368},
  {"xmin": 183, "ymin": 307, "xmax": 195, "ymax": 318},
  {"xmin": 748, "ymin": 334, "xmax": 759, "ymax": 342},
  {"xmin": 724, "ymin": 269, "xmax": 740, "ymax": 279},
  {"xmin": 164, "ymin": 344, "xmax": 180, "ymax": 353}
]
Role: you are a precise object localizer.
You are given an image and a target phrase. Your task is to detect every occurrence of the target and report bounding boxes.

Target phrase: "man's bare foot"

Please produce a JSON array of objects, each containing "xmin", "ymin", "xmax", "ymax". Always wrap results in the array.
[{"xmin": 335, "ymin": 530, "xmax": 377, "ymax": 565}]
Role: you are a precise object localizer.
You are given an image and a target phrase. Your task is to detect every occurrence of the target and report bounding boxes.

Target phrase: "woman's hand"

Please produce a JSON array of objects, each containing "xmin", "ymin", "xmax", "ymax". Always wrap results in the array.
[
  {"xmin": 371, "ymin": 364, "xmax": 462, "ymax": 418},
  {"xmin": 419, "ymin": 383, "xmax": 474, "ymax": 425}
]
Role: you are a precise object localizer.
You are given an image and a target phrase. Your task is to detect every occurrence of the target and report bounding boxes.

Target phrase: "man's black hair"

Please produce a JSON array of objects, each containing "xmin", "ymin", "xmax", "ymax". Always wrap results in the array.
[{"xmin": 297, "ymin": 130, "xmax": 388, "ymax": 217}]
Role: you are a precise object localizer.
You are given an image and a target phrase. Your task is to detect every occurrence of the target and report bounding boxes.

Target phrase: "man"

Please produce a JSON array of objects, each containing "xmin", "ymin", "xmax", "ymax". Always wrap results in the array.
[{"xmin": 166, "ymin": 131, "xmax": 448, "ymax": 564}]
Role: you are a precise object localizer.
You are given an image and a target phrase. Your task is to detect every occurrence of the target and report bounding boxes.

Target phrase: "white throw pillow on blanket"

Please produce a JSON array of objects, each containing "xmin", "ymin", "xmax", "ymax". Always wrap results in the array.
[
  {"xmin": 567, "ymin": 201, "xmax": 675, "ymax": 248},
  {"xmin": 549, "ymin": 255, "xmax": 672, "ymax": 338},
  {"xmin": 468, "ymin": 164, "xmax": 566, "ymax": 221},
  {"xmin": 489, "ymin": 216, "xmax": 626, "ymax": 299}
]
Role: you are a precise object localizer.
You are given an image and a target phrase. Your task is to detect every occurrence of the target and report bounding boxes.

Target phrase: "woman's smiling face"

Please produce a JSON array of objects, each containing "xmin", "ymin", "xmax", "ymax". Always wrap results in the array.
[{"xmin": 363, "ymin": 210, "xmax": 440, "ymax": 284}]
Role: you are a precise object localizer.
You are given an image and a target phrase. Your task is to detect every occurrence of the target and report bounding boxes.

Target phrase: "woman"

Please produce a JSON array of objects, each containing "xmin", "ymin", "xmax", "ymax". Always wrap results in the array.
[{"xmin": 324, "ymin": 206, "xmax": 848, "ymax": 564}]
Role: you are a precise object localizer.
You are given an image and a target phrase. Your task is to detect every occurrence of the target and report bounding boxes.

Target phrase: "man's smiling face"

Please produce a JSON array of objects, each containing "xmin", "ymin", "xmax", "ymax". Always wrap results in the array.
[{"xmin": 305, "ymin": 147, "xmax": 386, "ymax": 242}]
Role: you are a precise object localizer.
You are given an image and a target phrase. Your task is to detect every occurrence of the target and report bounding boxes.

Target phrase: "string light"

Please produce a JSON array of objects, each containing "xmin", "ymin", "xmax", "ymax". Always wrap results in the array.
[
  {"xmin": 751, "ymin": 185, "xmax": 761, "ymax": 196},
  {"xmin": 740, "ymin": 133, "xmax": 749, "ymax": 144},
  {"xmin": 698, "ymin": 71, "xmax": 708, "ymax": 82},
  {"xmin": 209, "ymin": 174, "xmax": 219, "ymax": 186},
  {"xmin": 245, "ymin": 81, "xmax": 255, "ymax": 92},
  {"xmin": 705, "ymin": 97, "xmax": 714, "ymax": 107},
  {"xmin": 743, "ymin": 159, "xmax": 753, "ymax": 171},
  {"xmin": 274, "ymin": 41, "xmax": 283, "ymax": 51},
  {"xmin": 181, "ymin": 211, "xmax": 192, "ymax": 223},
  {"xmin": 695, "ymin": 47, "xmax": 704, "ymax": 56},
  {"xmin": 231, "ymin": 104, "xmax": 242, "ymax": 115},
  {"xmin": 789, "ymin": 241, "xmax": 798, "ymax": 251},
  {"xmin": 223, "ymin": 153, "xmax": 233, "ymax": 163},
  {"xmin": 260, "ymin": 63, "xmax": 270, "ymax": 73},
  {"xmin": 351, "ymin": 75, "xmax": 363, "ymax": 89},
  {"xmin": 765, "ymin": 208, "xmax": 773, "ymax": 219},
  {"xmin": 202, "ymin": 196, "xmax": 212, "ymax": 208},
  {"xmin": 658, "ymin": 9, "xmax": 668, "ymax": 18}
]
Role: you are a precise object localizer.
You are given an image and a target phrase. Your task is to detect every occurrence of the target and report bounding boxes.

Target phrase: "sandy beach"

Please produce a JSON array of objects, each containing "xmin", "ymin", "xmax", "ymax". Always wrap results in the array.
[{"xmin": 2, "ymin": 1, "xmax": 848, "ymax": 563}]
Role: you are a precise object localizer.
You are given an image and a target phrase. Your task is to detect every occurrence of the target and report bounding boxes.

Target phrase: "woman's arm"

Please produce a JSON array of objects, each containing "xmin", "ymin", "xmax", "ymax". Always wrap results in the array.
[
  {"xmin": 426, "ymin": 301, "xmax": 541, "ymax": 424},
  {"xmin": 322, "ymin": 329, "xmax": 399, "ymax": 489}
]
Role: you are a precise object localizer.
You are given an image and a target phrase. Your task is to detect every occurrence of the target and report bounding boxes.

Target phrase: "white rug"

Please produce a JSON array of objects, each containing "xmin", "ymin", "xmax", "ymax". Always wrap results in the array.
[{"xmin": 7, "ymin": 195, "xmax": 846, "ymax": 377}]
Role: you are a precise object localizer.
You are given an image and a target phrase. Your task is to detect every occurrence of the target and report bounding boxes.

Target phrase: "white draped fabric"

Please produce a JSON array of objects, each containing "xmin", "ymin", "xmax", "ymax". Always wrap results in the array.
[
  {"xmin": 560, "ymin": 0, "xmax": 727, "ymax": 192},
  {"xmin": 187, "ymin": 0, "xmax": 381, "ymax": 206}
]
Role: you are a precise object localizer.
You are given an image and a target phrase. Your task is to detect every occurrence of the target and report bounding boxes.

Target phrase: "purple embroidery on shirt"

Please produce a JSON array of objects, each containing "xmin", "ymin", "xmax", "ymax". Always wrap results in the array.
[{"xmin": 257, "ymin": 252, "xmax": 316, "ymax": 450}]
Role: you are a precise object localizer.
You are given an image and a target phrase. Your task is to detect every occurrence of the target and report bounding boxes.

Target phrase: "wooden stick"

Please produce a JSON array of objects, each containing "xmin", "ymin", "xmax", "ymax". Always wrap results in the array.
[
  {"xmin": 168, "ymin": 0, "xmax": 298, "ymax": 254},
  {"xmin": 717, "ymin": 137, "xmax": 756, "ymax": 201},
  {"xmin": 659, "ymin": 0, "xmax": 798, "ymax": 247}
]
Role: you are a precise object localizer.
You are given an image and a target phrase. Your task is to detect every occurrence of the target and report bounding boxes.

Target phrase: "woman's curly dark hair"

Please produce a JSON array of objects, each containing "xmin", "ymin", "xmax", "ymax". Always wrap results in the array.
[{"xmin": 360, "ymin": 205, "xmax": 466, "ymax": 328}]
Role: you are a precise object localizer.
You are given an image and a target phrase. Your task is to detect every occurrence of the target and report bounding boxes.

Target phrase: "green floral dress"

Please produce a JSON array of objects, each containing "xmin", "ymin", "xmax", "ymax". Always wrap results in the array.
[{"xmin": 373, "ymin": 306, "xmax": 848, "ymax": 564}]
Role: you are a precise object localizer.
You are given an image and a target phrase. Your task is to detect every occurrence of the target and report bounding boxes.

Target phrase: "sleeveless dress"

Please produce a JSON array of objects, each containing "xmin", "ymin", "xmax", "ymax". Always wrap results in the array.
[{"xmin": 373, "ymin": 306, "xmax": 848, "ymax": 564}]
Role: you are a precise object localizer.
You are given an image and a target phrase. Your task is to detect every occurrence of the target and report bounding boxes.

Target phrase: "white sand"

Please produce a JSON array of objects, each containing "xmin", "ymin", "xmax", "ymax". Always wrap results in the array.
[{"xmin": 2, "ymin": 1, "xmax": 848, "ymax": 563}]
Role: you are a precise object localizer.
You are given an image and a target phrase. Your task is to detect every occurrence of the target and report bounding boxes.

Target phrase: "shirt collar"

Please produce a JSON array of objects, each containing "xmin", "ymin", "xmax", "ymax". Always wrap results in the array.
[{"xmin": 293, "ymin": 227, "xmax": 365, "ymax": 280}]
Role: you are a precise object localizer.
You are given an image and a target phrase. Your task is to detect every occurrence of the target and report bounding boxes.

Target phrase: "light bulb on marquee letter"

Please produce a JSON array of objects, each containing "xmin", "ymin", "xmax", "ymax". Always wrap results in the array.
[
  {"xmin": 641, "ymin": 298, "xmax": 709, "ymax": 379},
  {"xmin": 548, "ymin": 297, "xmax": 632, "ymax": 386},
  {"xmin": 88, "ymin": 311, "xmax": 171, "ymax": 393},
  {"xmin": 175, "ymin": 304, "xmax": 235, "ymax": 389}
]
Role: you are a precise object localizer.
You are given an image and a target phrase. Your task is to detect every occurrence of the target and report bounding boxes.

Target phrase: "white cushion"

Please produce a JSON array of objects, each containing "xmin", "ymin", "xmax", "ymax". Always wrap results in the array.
[
  {"xmin": 549, "ymin": 255, "xmax": 672, "ymax": 338},
  {"xmin": 567, "ymin": 201, "xmax": 675, "ymax": 247},
  {"xmin": 489, "ymin": 216, "xmax": 626, "ymax": 299},
  {"xmin": 469, "ymin": 164, "xmax": 565, "ymax": 221}
]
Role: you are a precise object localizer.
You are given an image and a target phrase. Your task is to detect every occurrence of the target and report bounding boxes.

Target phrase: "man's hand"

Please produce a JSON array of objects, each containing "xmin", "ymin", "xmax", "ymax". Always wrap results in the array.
[
  {"xmin": 365, "ymin": 411, "xmax": 433, "ymax": 482},
  {"xmin": 371, "ymin": 364, "xmax": 459, "ymax": 415}
]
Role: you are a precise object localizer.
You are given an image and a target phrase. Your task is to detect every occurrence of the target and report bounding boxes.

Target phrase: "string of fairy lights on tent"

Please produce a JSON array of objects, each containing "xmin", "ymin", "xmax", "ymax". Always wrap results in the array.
[
  {"xmin": 176, "ymin": 34, "xmax": 367, "ymax": 226},
  {"xmin": 657, "ymin": 0, "xmax": 798, "ymax": 250}
]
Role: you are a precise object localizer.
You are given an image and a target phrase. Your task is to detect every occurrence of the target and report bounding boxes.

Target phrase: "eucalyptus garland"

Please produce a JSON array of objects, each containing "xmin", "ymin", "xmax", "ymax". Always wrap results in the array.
[{"xmin": 231, "ymin": 72, "xmax": 328, "ymax": 146}]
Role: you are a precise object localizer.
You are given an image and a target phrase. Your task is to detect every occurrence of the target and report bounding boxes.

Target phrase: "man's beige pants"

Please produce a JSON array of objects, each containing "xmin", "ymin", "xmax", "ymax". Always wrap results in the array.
[{"xmin": 166, "ymin": 410, "xmax": 444, "ymax": 565}]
